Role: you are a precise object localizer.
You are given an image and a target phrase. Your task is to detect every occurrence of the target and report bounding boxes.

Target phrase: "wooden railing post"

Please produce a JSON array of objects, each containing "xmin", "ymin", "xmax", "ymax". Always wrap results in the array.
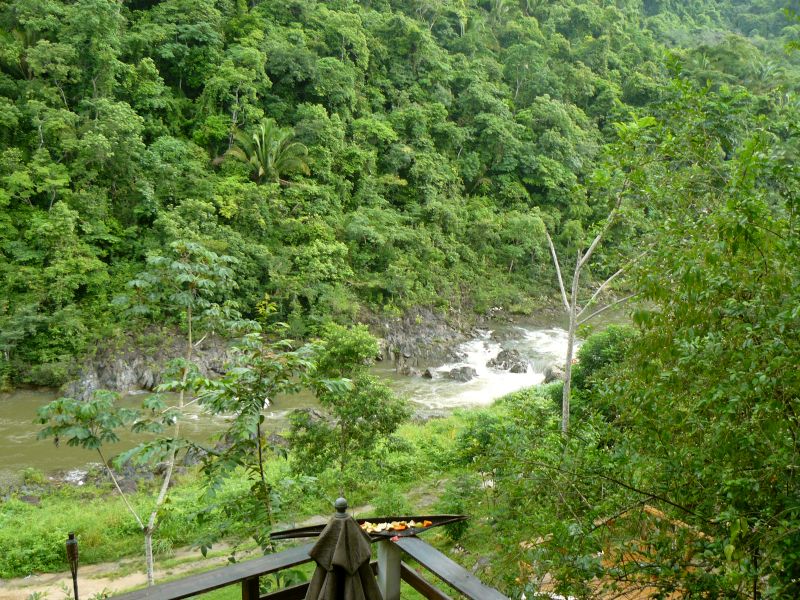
[
  {"xmin": 241, "ymin": 576, "xmax": 259, "ymax": 600},
  {"xmin": 377, "ymin": 540, "xmax": 401, "ymax": 600}
]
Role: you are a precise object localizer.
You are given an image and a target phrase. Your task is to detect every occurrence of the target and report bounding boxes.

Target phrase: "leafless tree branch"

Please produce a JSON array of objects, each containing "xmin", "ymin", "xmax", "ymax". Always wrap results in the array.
[
  {"xmin": 545, "ymin": 228, "xmax": 570, "ymax": 312},
  {"xmin": 578, "ymin": 293, "xmax": 638, "ymax": 326}
]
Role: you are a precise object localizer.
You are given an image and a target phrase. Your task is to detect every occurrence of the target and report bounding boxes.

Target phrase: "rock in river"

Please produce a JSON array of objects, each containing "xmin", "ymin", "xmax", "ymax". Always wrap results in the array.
[
  {"xmin": 422, "ymin": 368, "xmax": 436, "ymax": 379},
  {"xmin": 544, "ymin": 363, "xmax": 565, "ymax": 383},
  {"xmin": 447, "ymin": 366, "xmax": 478, "ymax": 382},
  {"xmin": 487, "ymin": 348, "xmax": 528, "ymax": 373}
]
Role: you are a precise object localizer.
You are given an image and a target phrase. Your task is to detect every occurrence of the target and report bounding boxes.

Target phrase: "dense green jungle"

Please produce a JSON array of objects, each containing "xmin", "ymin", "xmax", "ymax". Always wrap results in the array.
[{"xmin": 1, "ymin": 0, "xmax": 800, "ymax": 598}]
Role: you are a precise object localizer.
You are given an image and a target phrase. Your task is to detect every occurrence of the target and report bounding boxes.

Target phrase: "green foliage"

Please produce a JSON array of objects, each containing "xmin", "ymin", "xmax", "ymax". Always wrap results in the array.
[
  {"xmin": 37, "ymin": 390, "xmax": 138, "ymax": 450},
  {"xmin": 0, "ymin": 519, "xmax": 69, "ymax": 578},
  {"xmin": 312, "ymin": 322, "xmax": 377, "ymax": 378},
  {"xmin": 0, "ymin": 476, "xmax": 243, "ymax": 579},
  {"xmin": 592, "ymin": 82, "xmax": 800, "ymax": 596},
  {"xmin": 194, "ymin": 328, "xmax": 320, "ymax": 552},
  {"xmin": 20, "ymin": 467, "xmax": 47, "ymax": 486},
  {"xmin": 225, "ymin": 119, "xmax": 309, "ymax": 185},
  {"xmin": 4, "ymin": 2, "xmax": 800, "ymax": 595},
  {"xmin": 448, "ymin": 78, "xmax": 800, "ymax": 599},
  {"xmin": 437, "ymin": 474, "xmax": 477, "ymax": 543},
  {"xmin": 571, "ymin": 324, "xmax": 636, "ymax": 391},
  {"xmin": 371, "ymin": 488, "xmax": 414, "ymax": 517},
  {"xmin": 453, "ymin": 411, "xmax": 505, "ymax": 467},
  {"xmin": 289, "ymin": 324, "xmax": 410, "ymax": 492},
  {"xmin": 118, "ymin": 239, "xmax": 239, "ymax": 331},
  {"xmin": 7, "ymin": 0, "xmax": 794, "ymax": 382}
]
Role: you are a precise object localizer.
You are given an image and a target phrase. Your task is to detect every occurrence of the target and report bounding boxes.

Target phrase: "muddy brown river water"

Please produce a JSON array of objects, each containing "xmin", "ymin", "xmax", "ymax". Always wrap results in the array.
[{"xmin": 0, "ymin": 322, "xmax": 576, "ymax": 481}]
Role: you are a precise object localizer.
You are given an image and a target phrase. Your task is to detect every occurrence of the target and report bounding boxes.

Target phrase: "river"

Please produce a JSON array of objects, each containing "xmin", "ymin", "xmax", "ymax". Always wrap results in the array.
[{"xmin": 0, "ymin": 321, "xmax": 573, "ymax": 481}]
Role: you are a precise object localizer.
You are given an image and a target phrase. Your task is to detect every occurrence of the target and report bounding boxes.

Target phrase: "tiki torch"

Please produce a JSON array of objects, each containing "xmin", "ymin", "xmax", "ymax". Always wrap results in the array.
[{"xmin": 66, "ymin": 532, "xmax": 79, "ymax": 600}]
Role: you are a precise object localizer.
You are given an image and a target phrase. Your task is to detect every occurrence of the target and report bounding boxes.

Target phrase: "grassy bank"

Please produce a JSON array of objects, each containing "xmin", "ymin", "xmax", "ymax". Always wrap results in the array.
[{"xmin": 0, "ymin": 397, "xmax": 495, "ymax": 577}]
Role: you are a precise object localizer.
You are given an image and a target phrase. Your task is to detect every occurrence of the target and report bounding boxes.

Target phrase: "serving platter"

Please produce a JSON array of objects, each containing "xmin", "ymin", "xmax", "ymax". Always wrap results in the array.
[{"xmin": 270, "ymin": 514, "xmax": 468, "ymax": 541}]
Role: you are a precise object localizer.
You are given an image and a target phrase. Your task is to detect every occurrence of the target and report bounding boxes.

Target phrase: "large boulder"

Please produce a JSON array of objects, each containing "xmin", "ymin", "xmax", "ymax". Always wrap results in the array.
[
  {"xmin": 489, "ymin": 329, "xmax": 516, "ymax": 343},
  {"xmin": 182, "ymin": 446, "xmax": 210, "ymax": 467},
  {"xmin": 447, "ymin": 366, "xmax": 478, "ymax": 382},
  {"xmin": 397, "ymin": 363, "xmax": 420, "ymax": 377},
  {"xmin": 446, "ymin": 348, "xmax": 468, "ymax": 362},
  {"xmin": 487, "ymin": 349, "xmax": 528, "ymax": 373},
  {"xmin": 544, "ymin": 363, "xmax": 566, "ymax": 383},
  {"xmin": 395, "ymin": 354, "xmax": 420, "ymax": 376}
]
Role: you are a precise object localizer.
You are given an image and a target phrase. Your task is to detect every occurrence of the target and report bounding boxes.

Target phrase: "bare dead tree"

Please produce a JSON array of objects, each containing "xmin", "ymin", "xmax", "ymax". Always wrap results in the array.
[{"xmin": 544, "ymin": 196, "xmax": 643, "ymax": 434}]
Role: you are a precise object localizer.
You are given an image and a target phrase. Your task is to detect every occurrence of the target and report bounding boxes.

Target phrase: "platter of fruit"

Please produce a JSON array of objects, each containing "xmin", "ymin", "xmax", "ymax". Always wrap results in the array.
[
  {"xmin": 270, "ymin": 514, "xmax": 467, "ymax": 540},
  {"xmin": 360, "ymin": 519, "xmax": 434, "ymax": 536}
]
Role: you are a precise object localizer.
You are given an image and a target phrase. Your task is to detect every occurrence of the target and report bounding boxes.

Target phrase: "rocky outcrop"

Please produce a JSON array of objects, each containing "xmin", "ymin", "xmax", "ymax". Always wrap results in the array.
[
  {"xmin": 447, "ymin": 366, "xmax": 478, "ymax": 382},
  {"xmin": 489, "ymin": 328, "xmax": 516, "ymax": 343},
  {"xmin": 487, "ymin": 349, "xmax": 528, "ymax": 373},
  {"xmin": 544, "ymin": 363, "xmax": 565, "ymax": 383},
  {"xmin": 267, "ymin": 433, "xmax": 290, "ymax": 450},
  {"xmin": 63, "ymin": 332, "xmax": 231, "ymax": 400},
  {"xmin": 65, "ymin": 307, "xmax": 472, "ymax": 397},
  {"xmin": 366, "ymin": 307, "xmax": 471, "ymax": 373}
]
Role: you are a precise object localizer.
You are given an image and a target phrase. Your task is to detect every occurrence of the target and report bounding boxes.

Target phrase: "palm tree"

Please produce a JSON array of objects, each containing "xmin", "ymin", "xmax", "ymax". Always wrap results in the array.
[{"xmin": 226, "ymin": 118, "xmax": 310, "ymax": 185}]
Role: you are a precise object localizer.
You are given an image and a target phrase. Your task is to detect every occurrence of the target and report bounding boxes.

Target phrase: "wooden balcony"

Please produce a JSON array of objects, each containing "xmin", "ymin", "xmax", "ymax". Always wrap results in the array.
[{"xmin": 110, "ymin": 535, "xmax": 508, "ymax": 600}]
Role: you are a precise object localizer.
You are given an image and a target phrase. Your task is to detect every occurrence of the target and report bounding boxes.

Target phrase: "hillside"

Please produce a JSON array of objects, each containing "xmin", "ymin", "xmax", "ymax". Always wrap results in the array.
[{"xmin": 0, "ymin": 0, "xmax": 797, "ymax": 385}]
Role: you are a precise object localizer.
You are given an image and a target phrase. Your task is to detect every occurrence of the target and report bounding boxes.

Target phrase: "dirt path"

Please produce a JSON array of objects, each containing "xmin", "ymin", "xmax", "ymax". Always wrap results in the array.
[{"xmin": 0, "ymin": 543, "xmax": 261, "ymax": 600}]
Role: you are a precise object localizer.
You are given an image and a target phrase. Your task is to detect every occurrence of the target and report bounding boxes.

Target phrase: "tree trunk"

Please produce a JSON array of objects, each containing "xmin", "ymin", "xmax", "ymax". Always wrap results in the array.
[
  {"xmin": 144, "ymin": 527, "xmax": 155, "ymax": 586},
  {"xmin": 142, "ymin": 305, "xmax": 191, "ymax": 585},
  {"xmin": 144, "ymin": 446, "xmax": 175, "ymax": 585},
  {"xmin": 561, "ymin": 251, "xmax": 581, "ymax": 435}
]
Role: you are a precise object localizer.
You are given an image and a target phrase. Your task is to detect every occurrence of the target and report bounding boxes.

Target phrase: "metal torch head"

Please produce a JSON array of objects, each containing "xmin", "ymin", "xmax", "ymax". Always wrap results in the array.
[{"xmin": 66, "ymin": 532, "xmax": 79, "ymax": 574}]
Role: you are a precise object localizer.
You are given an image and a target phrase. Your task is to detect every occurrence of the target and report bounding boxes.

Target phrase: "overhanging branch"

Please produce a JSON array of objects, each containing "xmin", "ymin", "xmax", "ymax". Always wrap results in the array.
[
  {"xmin": 577, "ymin": 293, "xmax": 637, "ymax": 326},
  {"xmin": 577, "ymin": 249, "xmax": 649, "ymax": 319}
]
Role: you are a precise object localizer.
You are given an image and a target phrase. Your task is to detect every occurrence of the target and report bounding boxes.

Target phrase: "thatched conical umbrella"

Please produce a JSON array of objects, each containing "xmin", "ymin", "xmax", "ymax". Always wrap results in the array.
[{"xmin": 304, "ymin": 498, "xmax": 383, "ymax": 600}]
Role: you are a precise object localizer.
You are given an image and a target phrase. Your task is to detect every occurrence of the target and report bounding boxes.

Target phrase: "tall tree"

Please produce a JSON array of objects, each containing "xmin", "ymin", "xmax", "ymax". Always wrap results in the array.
[
  {"xmin": 599, "ymin": 125, "xmax": 800, "ymax": 597},
  {"xmin": 545, "ymin": 116, "xmax": 655, "ymax": 434},
  {"xmin": 194, "ymin": 326, "xmax": 320, "ymax": 554},
  {"xmin": 39, "ymin": 239, "xmax": 239, "ymax": 585},
  {"xmin": 289, "ymin": 323, "xmax": 410, "ymax": 492}
]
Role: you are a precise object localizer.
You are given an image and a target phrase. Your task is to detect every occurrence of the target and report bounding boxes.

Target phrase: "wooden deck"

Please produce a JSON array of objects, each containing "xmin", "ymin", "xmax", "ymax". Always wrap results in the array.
[
  {"xmin": 110, "ymin": 537, "xmax": 509, "ymax": 600},
  {"xmin": 111, "ymin": 543, "xmax": 315, "ymax": 600}
]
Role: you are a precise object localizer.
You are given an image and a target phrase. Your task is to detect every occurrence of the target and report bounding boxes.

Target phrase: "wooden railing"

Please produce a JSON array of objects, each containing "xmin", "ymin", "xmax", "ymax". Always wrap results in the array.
[{"xmin": 111, "ymin": 536, "xmax": 508, "ymax": 600}]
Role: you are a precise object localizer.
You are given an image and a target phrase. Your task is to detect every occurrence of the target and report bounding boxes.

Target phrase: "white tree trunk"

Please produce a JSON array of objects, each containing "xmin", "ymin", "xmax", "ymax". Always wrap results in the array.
[
  {"xmin": 561, "ymin": 252, "xmax": 581, "ymax": 435},
  {"xmin": 144, "ymin": 528, "xmax": 155, "ymax": 586},
  {"xmin": 142, "ymin": 306, "xmax": 191, "ymax": 585},
  {"xmin": 544, "ymin": 220, "xmax": 638, "ymax": 434}
]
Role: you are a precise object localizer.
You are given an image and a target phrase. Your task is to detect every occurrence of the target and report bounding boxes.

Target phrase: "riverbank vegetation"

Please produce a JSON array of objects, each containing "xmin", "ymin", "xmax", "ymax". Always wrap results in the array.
[
  {"xmin": 2, "ymin": 390, "xmax": 477, "ymax": 580},
  {"xmin": 12, "ymin": 302, "xmax": 800, "ymax": 597}
]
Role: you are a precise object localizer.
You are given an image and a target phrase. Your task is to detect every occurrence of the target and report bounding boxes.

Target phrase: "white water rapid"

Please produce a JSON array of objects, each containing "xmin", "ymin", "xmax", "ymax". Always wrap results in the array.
[{"xmin": 375, "ymin": 325, "xmax": 574, "ymax": 410}]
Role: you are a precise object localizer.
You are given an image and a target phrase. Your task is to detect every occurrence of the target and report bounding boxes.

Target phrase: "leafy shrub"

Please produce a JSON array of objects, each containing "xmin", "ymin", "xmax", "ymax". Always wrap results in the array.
[
  {"xmin": 438, "ymin": 474, "xmax": 480, "ymax": 542},
  {"xmin": 0, "ymin": 527, "xmax": 67, "ymax": 578},
  {"xmin": 572, "ymin": 324, "xmax": 637, "ymax": 390},
  {"xmin": 453, "ymin": 411, "xmax": 505, "ymax": 466}
]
